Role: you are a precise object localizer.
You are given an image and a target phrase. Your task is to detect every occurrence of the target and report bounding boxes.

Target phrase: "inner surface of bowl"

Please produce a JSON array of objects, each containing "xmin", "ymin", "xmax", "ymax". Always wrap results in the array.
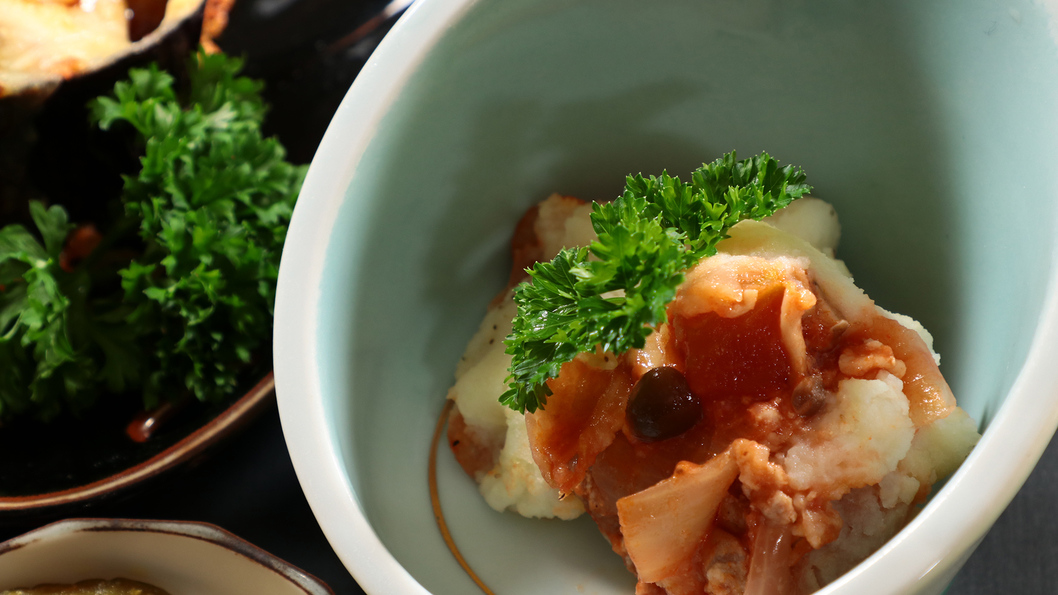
[{"xmin": 294, "ymin": 0, "xmax": 1058, "ymax": 593}]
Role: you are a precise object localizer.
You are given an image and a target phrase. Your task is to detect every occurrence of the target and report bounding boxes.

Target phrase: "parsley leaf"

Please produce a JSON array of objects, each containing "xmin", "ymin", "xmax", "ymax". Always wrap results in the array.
[
  {"xmin": 91, "ymin": 50, "xmax": 306, "ymax": 408},
  {"xmin": 0, "ymin": 49, "xmax": 304, "ymax": 422},
  {"xmin": 501, "ymin": 151, "xmax": 810, "ymax": 413},
  {"xmin": 0, "ymin": 202, "xmax": 104, "ymax": 420}
]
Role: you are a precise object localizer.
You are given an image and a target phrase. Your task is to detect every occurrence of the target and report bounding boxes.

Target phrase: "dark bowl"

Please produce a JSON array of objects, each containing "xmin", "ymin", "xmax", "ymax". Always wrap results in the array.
[
  {"xmin": 0, "ymin": 374, "xmax": 275, "ymax": 521},
  {"xmin": 0, "ymin": 0, "xmax": 404, "ymax": 524}
]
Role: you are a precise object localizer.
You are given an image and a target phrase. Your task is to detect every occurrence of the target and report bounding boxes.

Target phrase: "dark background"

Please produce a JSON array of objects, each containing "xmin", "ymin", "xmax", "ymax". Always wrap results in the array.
[{"xmin": 0, "ymin": 0, "xmax": 1054, "ymax": 593}]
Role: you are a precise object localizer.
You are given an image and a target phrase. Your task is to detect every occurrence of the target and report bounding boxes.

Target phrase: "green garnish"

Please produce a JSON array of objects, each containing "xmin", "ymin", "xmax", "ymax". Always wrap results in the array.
[
  {"xmin": 0, "ymin": 202, "xmax": 102, "ymax": 420},
  {"xmin": 0, "ymin": 50, "xmax": 304, "ymax": 421},
  {"xmin": 91, "ymin": 51, "xmax": 305, "ymax": 407},
  {"xmin": 500, "ymin": 152, "xmax": 810, "ymax": 413}
]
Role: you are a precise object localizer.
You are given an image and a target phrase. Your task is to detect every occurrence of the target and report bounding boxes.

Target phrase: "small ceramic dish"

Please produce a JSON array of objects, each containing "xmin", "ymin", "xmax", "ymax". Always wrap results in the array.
[
  {"xmin": 0, "ymin": 518, "xmax": 333, "ymax": 594},
  {"xmin": 274, "ymin": 1, "xmax": 1058, "ymax": 594}
]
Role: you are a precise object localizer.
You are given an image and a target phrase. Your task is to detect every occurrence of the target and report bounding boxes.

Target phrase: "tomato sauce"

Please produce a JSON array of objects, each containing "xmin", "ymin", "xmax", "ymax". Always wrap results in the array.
[{"xmin": 676, "ymin": 288, "xmax": 793, "ymax": 405}]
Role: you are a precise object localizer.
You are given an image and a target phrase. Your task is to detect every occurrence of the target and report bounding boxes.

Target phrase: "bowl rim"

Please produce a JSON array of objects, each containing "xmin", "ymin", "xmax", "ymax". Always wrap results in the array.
[
  {"xmin": 0, "ymin": 517, "xmax": 334, "ymax": 595},
  {"xmin": 273, "ymin": 1, "xmax": 1058, "ymax": 593}
]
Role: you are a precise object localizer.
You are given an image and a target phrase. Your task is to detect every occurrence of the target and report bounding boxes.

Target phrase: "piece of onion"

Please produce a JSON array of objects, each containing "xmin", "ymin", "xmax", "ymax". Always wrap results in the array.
[
  {"xmin": 616, "ymin": 449, "xmax": 739, "ymax": 584},
  {"xmin": 744, "ymin": 518, "xmax": 796, "ymax": 595}
]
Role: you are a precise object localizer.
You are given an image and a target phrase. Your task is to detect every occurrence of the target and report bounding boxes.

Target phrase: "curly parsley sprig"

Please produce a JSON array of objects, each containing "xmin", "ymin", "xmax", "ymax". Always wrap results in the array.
[
  {"xmin": 0, "ymin": 203, "xmax": 94, "ymax": 419},
  {"xmin": 91, "ymin": 50, "xmax": 306, "ymax": 408},
  {"xmin": 0, "ymin": 51, "xmax": 304, "ymax": 421},
  {"xmin": 500, "ymin": 152, "xmax": 810, "ymax": 413}
]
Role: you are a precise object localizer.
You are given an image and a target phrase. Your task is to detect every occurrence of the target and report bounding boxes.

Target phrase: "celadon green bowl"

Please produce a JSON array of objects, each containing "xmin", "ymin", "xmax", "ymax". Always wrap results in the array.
[{"xmin": 274, "ymin": 1, "xmax": 1058, "ymax": 594}]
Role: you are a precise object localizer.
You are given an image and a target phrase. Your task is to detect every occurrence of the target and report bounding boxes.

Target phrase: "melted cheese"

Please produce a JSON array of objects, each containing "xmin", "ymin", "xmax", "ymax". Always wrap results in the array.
[{"xmin": 0, "ymin": 0, "xmax": 202, "ymax": 97}]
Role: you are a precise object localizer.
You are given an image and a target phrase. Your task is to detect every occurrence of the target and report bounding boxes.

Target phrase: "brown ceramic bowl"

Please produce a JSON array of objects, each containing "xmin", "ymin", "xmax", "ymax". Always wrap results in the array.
[
  {"xmin": 0, "ymin": 0, "xmax": 279, "ymax": 526},
  {"xmin": 0, "ymin": 373, "xmax": 275, "ymax": 521}
]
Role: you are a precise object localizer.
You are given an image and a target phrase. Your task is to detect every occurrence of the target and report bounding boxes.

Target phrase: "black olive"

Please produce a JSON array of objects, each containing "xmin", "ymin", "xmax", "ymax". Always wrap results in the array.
[
  {"xmin": 626, "ymin": 367, "xmax": 702, "ymax": 443},
  {"xmin": 792, "ymin": 375, "xmax": 828, "ymax": 417}
]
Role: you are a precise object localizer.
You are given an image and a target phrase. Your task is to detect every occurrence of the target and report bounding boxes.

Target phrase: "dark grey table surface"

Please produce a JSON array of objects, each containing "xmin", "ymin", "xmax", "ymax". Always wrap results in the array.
[{"xmin": 0, "ymin": 1, "xmax": 1053, "ymax": 593}]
